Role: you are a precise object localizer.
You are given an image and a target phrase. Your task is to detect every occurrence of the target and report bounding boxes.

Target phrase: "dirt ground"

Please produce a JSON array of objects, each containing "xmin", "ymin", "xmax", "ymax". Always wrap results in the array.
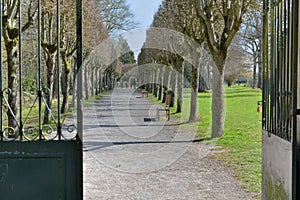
[{"xmin": 83, "ymin": 89, "xmax": 257, "ymax": 200}]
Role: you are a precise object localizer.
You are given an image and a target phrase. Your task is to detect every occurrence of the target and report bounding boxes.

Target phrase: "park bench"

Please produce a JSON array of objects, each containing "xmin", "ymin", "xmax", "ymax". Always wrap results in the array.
[
  {"xmin": 156, "ymin": 90, "xmax": 173, "ymax": 121},
  {"xmin": 141, "ymin": 90, "xmax": 148, "ymax": 98},
  {"xmin": 156, "ymin": 106, "xmax": 170, "ymax": 121}
]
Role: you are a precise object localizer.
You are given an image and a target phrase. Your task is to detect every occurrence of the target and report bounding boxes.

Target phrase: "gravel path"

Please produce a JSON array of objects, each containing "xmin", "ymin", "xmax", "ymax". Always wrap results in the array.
[{"xmin": 83, "ymin": 89, "xmax": 256, "ymax": 199}]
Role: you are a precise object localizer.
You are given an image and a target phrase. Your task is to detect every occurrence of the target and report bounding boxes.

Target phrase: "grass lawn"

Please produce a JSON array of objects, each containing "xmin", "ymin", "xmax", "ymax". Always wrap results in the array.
[
  {"xmin": 215, "ymin": 86, "xmax": 261, "ymax": 197},
  {"xmin": 6, "ymin": 93, "xmax": 105, "ymax": 132},
  {"xmin": 150, "ymin": 85, "xmax": 262, "ymax": 198}
]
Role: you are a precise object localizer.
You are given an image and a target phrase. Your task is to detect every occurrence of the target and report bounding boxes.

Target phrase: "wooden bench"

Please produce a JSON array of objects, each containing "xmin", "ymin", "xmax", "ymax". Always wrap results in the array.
[
  {"xmin": 141, "ymin": 91, "xmax": 148, "ymax": 98},
  {"xmin": 156, "ymin": 107, "xmax": 170, "ymax": 121},
  {"xmin": 155, "ymin": 91, "xmax": 175, "ymax": 121}
]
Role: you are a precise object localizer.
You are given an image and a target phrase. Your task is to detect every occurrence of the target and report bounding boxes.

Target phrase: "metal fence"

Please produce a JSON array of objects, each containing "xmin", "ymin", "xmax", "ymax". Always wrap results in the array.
[
  {"xmin": 0, "ymin": 0, "xmax": 83, "ymax": 142},
  {"xmin": 262, "ymin": 0, "xmax": 295, "ymax": 142}
]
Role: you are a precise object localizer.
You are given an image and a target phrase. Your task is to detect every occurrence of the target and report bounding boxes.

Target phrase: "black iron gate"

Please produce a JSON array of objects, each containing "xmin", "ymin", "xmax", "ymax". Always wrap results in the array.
[
  {"xmin": 0, "ymin": 0, "xmax": 83, "ymax": 199},
  {"xmin": 262, "ymin": 0, "xmax": 299, "ymax": 199}
]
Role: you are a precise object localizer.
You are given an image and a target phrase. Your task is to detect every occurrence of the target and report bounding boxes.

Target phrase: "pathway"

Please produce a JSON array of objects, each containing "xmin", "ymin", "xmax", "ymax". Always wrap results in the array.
[{"xmin": 83, "ymin": 88, "xmax": 256, "ymax": 199}]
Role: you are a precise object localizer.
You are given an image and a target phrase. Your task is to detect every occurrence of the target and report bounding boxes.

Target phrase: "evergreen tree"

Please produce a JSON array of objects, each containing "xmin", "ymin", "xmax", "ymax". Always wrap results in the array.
[{"xmin": 116, "ymin": 35, "xmax": 136, "ymax": 64}]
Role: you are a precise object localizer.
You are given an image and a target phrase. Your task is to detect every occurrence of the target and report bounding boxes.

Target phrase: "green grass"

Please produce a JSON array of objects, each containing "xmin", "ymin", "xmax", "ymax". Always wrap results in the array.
[
  {"xmin": 216, "ymin": 85, "xmax": 262, "ymax": 198},
  {"xmin": 4, "ymin": 92, "xmax": 105, "ymax": 133},
  {"xmin": 149, "ymin": 85, "xmax": 262, "ymax": 198},
  {"xmin": 83, "ymin": 92, "xmax": 105, "ymax": 107}
]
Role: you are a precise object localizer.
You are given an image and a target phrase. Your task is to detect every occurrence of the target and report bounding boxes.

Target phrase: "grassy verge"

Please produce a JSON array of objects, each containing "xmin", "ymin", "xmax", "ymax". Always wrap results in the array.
[
  {"xmin": 215, "ymin": 86, "xmax": 261, "ymax": 198},
  {"xmin": 8, "ymin": 93, "xmax": 105, "ymax": 129},
  {"xmin": 148, "ymin": 85, "xmax": 262, "ymax": 197}
]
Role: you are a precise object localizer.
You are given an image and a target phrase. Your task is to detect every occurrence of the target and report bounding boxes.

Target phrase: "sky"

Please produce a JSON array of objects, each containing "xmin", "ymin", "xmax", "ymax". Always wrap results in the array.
[
  {"xmin": 122, "ymin": 0, "xmax": 163, "ymax": 58},
  {"xmin": 127, "ymin": 0, "xmax": 163, "ymax": 28}
]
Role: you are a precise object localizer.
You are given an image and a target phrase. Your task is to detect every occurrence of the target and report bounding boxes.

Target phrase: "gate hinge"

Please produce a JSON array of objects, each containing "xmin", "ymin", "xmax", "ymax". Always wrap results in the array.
[{"xmin": 297, "ymin": 109, "xmax": 300, "ymax": 115}]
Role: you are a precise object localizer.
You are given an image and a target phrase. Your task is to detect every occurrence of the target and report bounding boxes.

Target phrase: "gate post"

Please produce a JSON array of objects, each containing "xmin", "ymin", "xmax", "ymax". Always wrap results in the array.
[
  {"xmin": 292, "ymin": 0, "xmax": 300, "ymax": 199},
  {"xmin": 77, "ymin": 0, "xmax": 83, "ymax": 141},
  {"xmin": 76, "ymin": 0, "xmax": 83, "ymax": 198}
]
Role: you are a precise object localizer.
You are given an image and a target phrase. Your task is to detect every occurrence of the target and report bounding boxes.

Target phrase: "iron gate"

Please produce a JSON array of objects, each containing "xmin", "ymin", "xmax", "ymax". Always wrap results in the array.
[
  {"xmin": 0, "ymin": 0, "xmax": 83, "ymax": 199},
  {"xmin": 262, "ymin": 0, "xmax": 299, "ymax": 199}
]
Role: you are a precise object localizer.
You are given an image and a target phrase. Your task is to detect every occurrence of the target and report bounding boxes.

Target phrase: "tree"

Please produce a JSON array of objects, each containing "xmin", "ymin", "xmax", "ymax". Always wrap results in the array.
[
  {"xmin": 61, "ymin": 0, "xmax": 108, "ymax": 113},
  {"xmin": 97, "ymin": 0, "xmax": 136, "ymax": 34},
  {"xmin": 41, "ymin": 0, "xmax": 60, "ymax": 124},
  {"xmin": 59, "ymin": 0, "xmax": 77, "ymax": 114},
  {"xmin": 115, "ymin": 35, "xmax": 136, "ymax": 65},
  {"xmin": 198, "ymin": 50, "xmax": 213, "ymax": 92},
  {"xmin": 224, "ymin": 42, "xmax": 250, "ymax": 85},
  {"xmin": 239, "ymin": 0, "xmax": 262, "ymax": 89},
  {"xmin": 41, "ymin": 0, "xmax": 108, "ymax": 122},
  {"xmin": 192, "ymin": 0, "xmax": 251, "ymax": 137},
  {"xmin": 150, "ymin": 0, "xmax": 205, "ymax": 120},
  {"xmin": 172, "ymin": 0, "xmax": 205, "ymax": 122},
  {"xmin": 2, "ymin": 0, "xmax": 37, "ymax": 130}
]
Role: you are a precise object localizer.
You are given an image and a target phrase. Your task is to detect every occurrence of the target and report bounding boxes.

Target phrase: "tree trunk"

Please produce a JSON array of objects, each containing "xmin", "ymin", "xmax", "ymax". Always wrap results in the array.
[
  {"xmin": 106, "ymin": 72, "xmax": 110, "ymax": 90},
  {"xmin": 91, "ymin": 68, "xmax": 95, "ymax": 97},
  {"xmin": 61, "ymin": 52, "xmax": 71, "ymax": 114},
  {"xmin": 95, "ymin": 69, "xmax": 99, "ymax": 95},
  {"xmin": 198, "ymin": 76, "xmax": 208, "ymax": 92},
  {"xmin": 198, "ymin": 64, "xmax": 209, "ymax": 92},
  {"xmin": 189, "ymin": 57, "xmax": 200, "ymax": 122},
  {"xmin": 158, "ymin": 84, "xmax": 162, "ymax": 100},
  {"xmin": 252, "ymin": 52, "xmax": 257, "ymax": 88},
  {"xmin": 99, "ymin": 70, "xmax": 103, "ymax": 93},
  {"xmin": 43, "ymin": 53, "xmax": 56, "ymax": 124},
  {"xmin": 103, "ymin": 72, "xmax": 107, "ymax": 91},
  {"xmin": 207, "ymin": 64, "xmax": 212, "ymax": 90},
  {"xmin": 151, "ymin": 73, "xmax": 155, "ymax": 93},
  {"xmin": 211, "ymin": 64, "xmax": 225, "ymax": 138},
  {"xmin": 257, "ymin": 49, "xmax": 262, "ymax": 89},
  {"xmin": 153, "ymin": 83, "xmax": 158, "ymax": 97},
  {"xmin": 176, "ymin": 58, "xmax": 184, "ymax": 113},
  {"xmin": 147, "ymin": 74, "xmax": 152, "ymax": 91},
  {"xmin": 109, "ymin": 73, "xmax": 112, "ymax": 89},
  {"xmin": 152, "ymin": 71, "xmax": 157, "ymax": 96},
  {"xmin": 170, "ymin": 69, "xmax": 177, "ymax": 107},
  {"xmin": 52, "ymin": 66, "xmax": 58, "ymax": 99},
  {"xmin": 162, "ymin": 69, "xmax": 170, "ymax": 104},
  {"xmin": 6, "ymin": 43, "xmax": 18, "ymax": 129},
  {"xmin": 154, "ymin": 68, "xmax": 160, "ymax": 97},
  {"xmin": 158, "ymin": 69, "xmax": 163, "ymax": 100},
  {"xmin": 84, "ymin": 67, "xmax": 89, "ymax": 100}
]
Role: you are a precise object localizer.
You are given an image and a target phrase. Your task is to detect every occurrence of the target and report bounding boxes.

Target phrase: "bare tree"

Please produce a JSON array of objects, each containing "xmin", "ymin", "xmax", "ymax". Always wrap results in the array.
[
  {"xmin": 2, "ymin": 0, "xmax": 37, "ymax": 129},
  {"xmin": 150, "ymin": 0, "xmax": 205, "ymax": 121},
  {"xmin": 61, "ymin": 0, "xmax": 108, "ymax": 113},
  {"xmin": 173, "ymin": 0, "xmax": 205, "ymax": 122},
  {"xmin": 97, "ymin": 0, "xmax": 136, "ymax": 33},
  {"xmin": 192, "ymin": 0, "xmax": 250, "ymax": 137},
  {"xmin": 224, "ymin": 40, "xmax": 251, "ymax": 85},
  {"xmin": 40, "ymin": 0, "xmax": 60, "ymax": 124},
  {"xmin": 239, "ymin": 1, "xmax": 262, "ymax": 88}
]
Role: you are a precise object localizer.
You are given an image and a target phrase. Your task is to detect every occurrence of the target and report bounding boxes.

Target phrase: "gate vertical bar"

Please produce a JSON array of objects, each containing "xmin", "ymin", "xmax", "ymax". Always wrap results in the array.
[
  {"xmin": 262, "ymin": 0, "xmax": 268, "ymax": 129},
  {"xmin": 292, "ymin": 0, "xmax": 300, "ymax": 198},
  {"xmin": 0, "ymin": 0, "xmax": 3, "ymax": 141},
  {"xmin": 18, "ymin": 0, "xmax": 23, "ymax": 140},
  {"xmin": 76, "ymin": 0, "xmax": 83, "ymax": 198},
  {"xmin": 57, "ymin": 0, "xmax": 62, "ymax": 140},
  {"xmin": 37, "ymin": 0, "xmax": 42, "ymax": 140},
  {"xmin": 76, "ymin": 0, "xmax": 83, "ymax": 140}
]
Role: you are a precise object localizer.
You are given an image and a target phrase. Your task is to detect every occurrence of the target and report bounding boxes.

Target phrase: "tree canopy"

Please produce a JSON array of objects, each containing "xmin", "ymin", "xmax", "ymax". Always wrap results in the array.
[
  {"xmin": 115, "ymin": 35, "xmax": 136, "ymax": 65},
  {"xmin": 97, "ymin": 0, "xmax": 137, "ymax": 33}
]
